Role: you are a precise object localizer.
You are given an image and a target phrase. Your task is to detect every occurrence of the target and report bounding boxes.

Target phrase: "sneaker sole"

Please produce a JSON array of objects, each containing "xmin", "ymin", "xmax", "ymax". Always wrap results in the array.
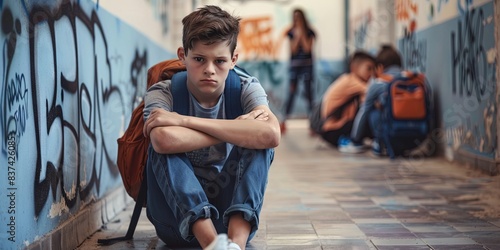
[{"xmin": 338, "ymin": 147, "xmax": 365, "ymax": 154}]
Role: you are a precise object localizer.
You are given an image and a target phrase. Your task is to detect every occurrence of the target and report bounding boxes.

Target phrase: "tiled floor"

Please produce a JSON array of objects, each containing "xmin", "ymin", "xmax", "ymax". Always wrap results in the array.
[{"xmin": 78, "ymin": 120, "xmax": 500, "ymax": 250}]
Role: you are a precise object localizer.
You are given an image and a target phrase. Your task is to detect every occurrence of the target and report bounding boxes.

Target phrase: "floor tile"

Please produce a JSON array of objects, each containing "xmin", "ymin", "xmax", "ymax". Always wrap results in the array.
[
  {"xmin": 370, "ymin": 238, "xmax": 427, "ymax": 246},
  {"xmin": 423, "ymin": 237, "xmax": 479, "ymax": 245},
  {"xmin": 430, "ymin": 245, "xmax": 484, "ymax": 250},
  {"xmin": 375, "ymin": 246, "xmax": 431, "ymax": 250}
]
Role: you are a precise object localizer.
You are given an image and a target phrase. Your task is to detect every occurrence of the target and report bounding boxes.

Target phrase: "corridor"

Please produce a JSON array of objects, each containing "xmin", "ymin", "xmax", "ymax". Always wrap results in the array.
[{"xmin": 77, "ymin": 120, "xmax": 500, "ymax": 250}]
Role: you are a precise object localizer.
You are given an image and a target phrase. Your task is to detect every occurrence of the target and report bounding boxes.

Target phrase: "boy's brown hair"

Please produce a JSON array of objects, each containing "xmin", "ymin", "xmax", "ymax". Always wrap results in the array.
[
  {"xmin": 181, "ymin": 5, "xmax": 241, "ymax": 56},
  {"xmin": 349, "ymin": 50, "xmax": 376, "ymax": 69},
  {"xmin": 375, "ymin": 44, "xmax": 402, "ymax": 68}
]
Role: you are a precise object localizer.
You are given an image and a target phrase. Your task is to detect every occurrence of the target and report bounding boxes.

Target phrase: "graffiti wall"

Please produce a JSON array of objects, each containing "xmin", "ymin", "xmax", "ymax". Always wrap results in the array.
[
  {"xmin": 348, "ymin": 0, "xmax": 396, "ymax": 54},
  {"xmin": 0, "ymin": 0, "xmax": 174, "ymax": 248},
  {"xmin": 199, "ymin": 0, "xmax": 347, "ymax": 119},
  {"xmin": 394, "ymin": 0, "xmax": 497, "ymax": 162}
]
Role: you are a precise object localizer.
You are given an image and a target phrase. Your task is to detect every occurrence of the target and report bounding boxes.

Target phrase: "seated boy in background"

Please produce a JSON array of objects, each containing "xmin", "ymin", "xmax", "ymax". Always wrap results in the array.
[
  {"xmin": 315, "ymin": 51, "xmax": 375, "ymax": 147},
  {"xmin": 339, "ymin": 44, "xmax": 431, "ymax": 156}
]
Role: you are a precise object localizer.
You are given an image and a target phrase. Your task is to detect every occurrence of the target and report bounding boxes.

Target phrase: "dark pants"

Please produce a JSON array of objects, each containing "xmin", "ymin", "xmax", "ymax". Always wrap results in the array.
[
  {"xmin": 320, "ymin": 121, "xmax": 354, "ymax": 147},
  {"xmin": 285, "ymin": 65, "xmax": 314, "ymax": 116}
]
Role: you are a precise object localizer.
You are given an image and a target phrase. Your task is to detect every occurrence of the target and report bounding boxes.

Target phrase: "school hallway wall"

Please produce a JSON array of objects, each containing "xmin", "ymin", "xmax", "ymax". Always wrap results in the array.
[
  {"xmin": 0, "ymin": 0, "xmax": 178, "ymax": 249},
  {"xmin": 348, "ymin": 0, "xmax": 500, "ymax": 174}
]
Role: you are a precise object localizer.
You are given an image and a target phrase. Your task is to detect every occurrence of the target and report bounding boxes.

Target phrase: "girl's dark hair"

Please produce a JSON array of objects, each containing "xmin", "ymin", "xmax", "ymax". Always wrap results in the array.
[
  {"xmin": 293, "ymin": 8, "xmax": 312, "ymax": 31},
  {"xmin": 181, "ymin": 5, "xmax": 241, "ymax": 55},
  {"xmin": 375, "ymin": 44, "xmax": 402, "ymax": 68}
]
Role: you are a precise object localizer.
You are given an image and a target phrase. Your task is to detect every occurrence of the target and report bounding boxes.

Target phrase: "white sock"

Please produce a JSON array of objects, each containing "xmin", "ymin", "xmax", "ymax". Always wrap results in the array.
[
  {"xmin": 228, "ymin": 241, "xmax": 242, "ymax": 250},
  {"xmin": 203, "ymin": 234, "xmax": 228, "ymax": 250}
]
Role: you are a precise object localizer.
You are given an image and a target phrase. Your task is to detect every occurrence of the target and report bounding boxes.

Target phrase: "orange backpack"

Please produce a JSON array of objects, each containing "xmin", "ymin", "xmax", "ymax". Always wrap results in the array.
[
  {"xmin": 378, "ymin": 71, "xmax": 430, "ymax": 159},
  {"xmin": 98, "ymin": 59, "xmax": 185, "ymax": 245},
  {"xmin": 386, "ymin": 72, "xmax": 427, "ymax": 120},
  {"xmin": 116, "ymin": 59, "xmax": 186, "ymax": 203}
]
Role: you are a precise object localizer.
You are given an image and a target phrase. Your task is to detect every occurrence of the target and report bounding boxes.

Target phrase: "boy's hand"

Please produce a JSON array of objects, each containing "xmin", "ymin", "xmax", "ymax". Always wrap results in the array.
[
  {"xmin": 236, "ymin": 109, "xmax": 269, "ymax": 121},
  {"xmin": 143, "ymin": 108, "xmax": 184, "ymax": 137}
]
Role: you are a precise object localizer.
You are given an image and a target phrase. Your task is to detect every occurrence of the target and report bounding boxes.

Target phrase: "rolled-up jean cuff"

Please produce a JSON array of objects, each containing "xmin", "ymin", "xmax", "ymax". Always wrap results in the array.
[
  {"xmin": 223, "ymin": 205, "xmax": 259, "ymax": 233},
  {"xmin": 180, "ymin": 203, "xmax": 219, "ymax": 241}
]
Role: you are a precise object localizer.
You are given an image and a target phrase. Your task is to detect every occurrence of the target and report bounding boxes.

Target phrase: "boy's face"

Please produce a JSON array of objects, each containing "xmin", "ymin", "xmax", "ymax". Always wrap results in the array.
[
  {"xmin": 178, "ymin": 41, "xmax": 238, "ymax": 103},
  {"xmin": 352, "ymin": 60, "xmax": 375, "ymax": 82}
]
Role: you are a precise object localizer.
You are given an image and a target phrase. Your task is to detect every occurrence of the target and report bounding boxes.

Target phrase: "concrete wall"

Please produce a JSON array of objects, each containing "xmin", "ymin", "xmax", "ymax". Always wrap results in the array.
[
  {"xmin": 0, "ymin": 0, "xmax": 175, "ymax": 249},
  {"xmin": 394, "ymin": 0, "xmax": 498, "ymax": 172},
  {"xmin": 347, "ymin": 0, "xmax": 498, "ymax": 173}
]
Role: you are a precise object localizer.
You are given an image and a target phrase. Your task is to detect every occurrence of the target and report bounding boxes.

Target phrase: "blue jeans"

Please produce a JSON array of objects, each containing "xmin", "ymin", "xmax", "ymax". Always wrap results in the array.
[
  {"xmin": 285, "ymin": 65, "xmax": 314, "ymax": 116},
  {"xmin": 146, "ymin": 146, "xmax": 274, "ymax": 247},
  {"xmin": 368, "ymin": 109, "xmax": 381, "ymax": 140}
]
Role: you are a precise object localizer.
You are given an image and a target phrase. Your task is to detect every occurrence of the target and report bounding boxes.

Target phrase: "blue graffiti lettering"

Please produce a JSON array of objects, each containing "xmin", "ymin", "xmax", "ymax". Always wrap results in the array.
[
  {"xmin": 400, "ymin": 33, "xmax": 427, "ymax": 73},
  {"xmin": 457, "ymin": 0, "xmax": 473, "ymax": 16},
  {"xmin": 451, "ymin": 7, "xmax": 491, "ymax": 102},
  {"xmin": 354, "ymin": 19, "xmax": 369, "ymax": 49},
  {"xmin": 7, "ymin": 73, "xmax": 28, "ymax": 109}
]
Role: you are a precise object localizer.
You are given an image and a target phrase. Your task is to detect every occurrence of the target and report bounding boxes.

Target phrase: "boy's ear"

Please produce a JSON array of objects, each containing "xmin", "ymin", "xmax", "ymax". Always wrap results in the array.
[
  {"xmin": 231, "ymin": 53, "xmax": 239, "ymax": 69},
  {"xmin": 177, "ymin": 47, "xmax": 186, "ymax": 63},
  {"xmin": 349, "ymin": 61, "xmax": 357, "ymax": 73}
]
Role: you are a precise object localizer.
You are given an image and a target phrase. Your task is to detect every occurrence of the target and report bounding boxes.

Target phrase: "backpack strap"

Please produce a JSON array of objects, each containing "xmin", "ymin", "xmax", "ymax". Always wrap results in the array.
[
  {"xmin": 171, "ymin": 69, "xmax": 243, "ymax": 117},
  {"xmin": 171, "ymin": 72, "xmax": 190, "ymax": 115},
  {"xmin": 380, "ymin": 74, "xmax": 399, "ymax": 159},
  {"xmin": 97, "ymin": 170, "xmax": 148, "ymax": 245},
  {"xmin": 224, "ymin": 69, "xmax": 244, "ymax": 119}
]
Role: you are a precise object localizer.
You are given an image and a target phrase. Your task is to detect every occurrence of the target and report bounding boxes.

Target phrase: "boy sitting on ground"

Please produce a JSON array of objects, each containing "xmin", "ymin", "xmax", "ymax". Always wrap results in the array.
[
  {"xmin": 313, "ymin": 51, "xmax": 375, "ymax": 147},
  {"xmin": 143, "ymin": 5, "xmax": 281, "ymax": 250}
]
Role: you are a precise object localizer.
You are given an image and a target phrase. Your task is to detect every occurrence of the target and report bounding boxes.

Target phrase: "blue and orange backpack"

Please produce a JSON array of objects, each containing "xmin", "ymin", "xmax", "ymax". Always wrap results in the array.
[{"xmin": 378, "ymin": 71, "xmax": 432, "ymax": 159}]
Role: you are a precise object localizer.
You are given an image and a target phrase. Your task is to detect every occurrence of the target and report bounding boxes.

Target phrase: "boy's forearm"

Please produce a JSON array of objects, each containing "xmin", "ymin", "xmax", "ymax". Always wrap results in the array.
[
  {"xmin": 150, "ymin": 126, "xmax": 222, "ymax": 154},
  {"xmin": 184, "ymin": 116, "xmax": 280, "ymax": 149}
]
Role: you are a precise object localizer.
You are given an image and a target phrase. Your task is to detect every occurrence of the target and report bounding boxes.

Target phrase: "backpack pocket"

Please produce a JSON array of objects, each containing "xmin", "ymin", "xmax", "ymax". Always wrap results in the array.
[{"xmin": 391, "ymin": 80, "xmax": 426, "ymax": 120}]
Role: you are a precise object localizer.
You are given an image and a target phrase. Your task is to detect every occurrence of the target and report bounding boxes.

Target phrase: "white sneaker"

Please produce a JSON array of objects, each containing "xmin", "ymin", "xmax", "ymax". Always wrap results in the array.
[
  {"xmin": 204, "ymin": 234, "xmax": 228, "ymax": 250},
  {"xmin": 228, "ymin": 241, "xmax": 242, "ymax": 250}
]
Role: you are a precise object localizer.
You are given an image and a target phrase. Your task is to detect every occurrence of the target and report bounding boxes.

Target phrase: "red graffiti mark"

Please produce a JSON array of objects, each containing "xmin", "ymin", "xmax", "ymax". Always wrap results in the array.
[
  {"xmin": 237, "ymin": 16, "xmax": 274, "ymax": 59},
  {"xmin": 409, "ymin": 19, "xmax": 417, "ymax": 33},
  {"xmin": 395, "ymin": 0, "xmax": 418, "ymax": 21}
]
